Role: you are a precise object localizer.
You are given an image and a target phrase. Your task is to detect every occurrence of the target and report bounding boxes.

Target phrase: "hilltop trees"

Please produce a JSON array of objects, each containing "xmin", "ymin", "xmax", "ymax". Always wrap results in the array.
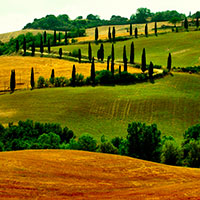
[
  {"xmin": 95, "ymin": 27, "xmax": 99, "ymax": 41},
  {"xmin": 141, "ymin": 48, "xmax": 146, "ymax": 73},
  {"xmin": 145, "ymin": 23, "xmax": 148, "ymax": 37},
  {"xmin": 130, "ymin": 24, "xmax": 133, "ymax": 36},
  {"xmin": 23, "ymin": 37, "xmax": 26, "ymax": 56},
  {"xmin": 88, "ymin": 42, "xmax": 92, "ymax": 62},
  {"xmin": 10, "ymin": 70, "xmax": 15, "ymax": 93},
  {"xmin": 31, "ymin": 67, "xmax": 35, "ymax": 90},
  {"xmin": 91, "ymin": 57, "xmax": 95, "ymax": 86},
  {"xmin": 135, "ymin": 8, "xmax": 151, "ymax": 23},
  {"xmin": 130, "ymin": 42, "xmax": 134, "ymax": 64},
  {"xmin": 16, "ymin": 40, "xmax": 19, "ymax": 53},
  {"xmin": 135, "ymin": 27, "xmax": 138, "ymax": 38},
  {"xmin": 167, "ymin": 53, "xmax": 172, "ymax": 71}
]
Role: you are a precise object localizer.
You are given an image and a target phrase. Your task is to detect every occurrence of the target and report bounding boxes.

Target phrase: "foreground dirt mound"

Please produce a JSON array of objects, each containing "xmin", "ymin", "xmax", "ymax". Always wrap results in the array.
[{"xmin": 0, "ymin": 150, "xmax": 200, "ymax": 199}]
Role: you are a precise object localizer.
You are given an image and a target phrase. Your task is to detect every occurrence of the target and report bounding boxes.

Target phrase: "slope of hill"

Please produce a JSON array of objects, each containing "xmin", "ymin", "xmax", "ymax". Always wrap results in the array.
[
  {"xmin": 0, "ymin": 150, "xmax": 200, "ymax": 199},
  {"xmin": 0, "ymin": 72, "xmax": 199, "ymax": 141}
]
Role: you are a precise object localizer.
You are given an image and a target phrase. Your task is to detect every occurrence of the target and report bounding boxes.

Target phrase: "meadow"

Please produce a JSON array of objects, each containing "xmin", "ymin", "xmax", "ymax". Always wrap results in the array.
[
  {"xmin": 0, "ymin": 73, "xmax": 199, "ymax": 142},
  {"xmin": 0, "ymin": 150, "xmax": 200, "ymax": 199},
  {"xmin": 51, "ymin": 31, "xmax": 200, "ymax": 68}
]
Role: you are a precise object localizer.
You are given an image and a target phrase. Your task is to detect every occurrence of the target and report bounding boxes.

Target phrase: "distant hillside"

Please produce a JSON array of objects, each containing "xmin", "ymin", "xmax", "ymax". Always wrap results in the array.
[{"xmin": 0, "ymin": 150, "xmax": 200, "ymax": 199}]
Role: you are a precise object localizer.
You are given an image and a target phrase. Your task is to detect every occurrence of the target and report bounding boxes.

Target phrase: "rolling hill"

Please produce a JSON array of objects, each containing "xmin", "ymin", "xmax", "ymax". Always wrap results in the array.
[
  {"xmin": 0, "ymin": 150, "xmax": 200, "ymax": 199},
  {"xmin": 0, "ymin": 72, "xmax": 199, "ymax": 142}
]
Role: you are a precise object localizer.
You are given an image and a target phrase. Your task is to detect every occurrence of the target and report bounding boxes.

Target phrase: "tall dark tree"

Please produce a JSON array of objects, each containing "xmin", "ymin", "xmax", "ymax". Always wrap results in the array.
[
  {"xmin": 95, "ymin": 27, "xmax": 99, "ymax": 41},
  {"xmin": 78, "ymin": 49, "xmax": 81, "ymax": 63},
  {"xmin": 123, "ymin": 45, "xmax": 127, "ymax": 72},
  {"xmin": 107, "ymin": 56, "xmax": 110, "ymax": 71},
  {"xmin": 71, "ymin": 65, "xmax": 76, "ymax": 87},
  {"xmin": 58, "ymin": 32, "xmax": 61, "ymax": 43},
  {"xmin": 88, "ymin": 42, "xmax": 92, "ymax": 62},
  {"xmin": 40, "ymin": 36, "xmax": 44, "ymax": 55},
  {"xmin": 108, "ymin": 27, "xmax": 111, "ymax": 41},
  {"xmin": 111, "ymin": 44, "xmax": 114, "ymax": 62},
  {"xmin": 145, "ymin": 23, "xmax": 148, "ymax": 37},
  {"xmin": 48, "ymin": 38, "xmax": 51, "ymax": 53},
  {"xmin": 30, "ymin": 67, "xmax": 34, "ymax": 90},
  {"xmin": 44, "ymin": 31, "xmax": 47, "ymax": 44},
  {"xmin": 51, "ymin": 69, "xmax": 55, "ymax": 79},
  {"xmin": 100, "ymin": 43, "xmax": 104, "ymax": 61},
  {"xmin": 119, "ymin": 65, "xmax": 121, "ymax": 74},
  {"xmin": 148, "ymin": 61, "xmax": 154, "ymax": 79},
  {"xmin": 65, "ymin": 31, "xmax": 68, "ymax": 45},
  {"xmin": 167, "ymin": 53, "xmax": 172, "ymax": 71},
  {"xmin": 91, "ymin": 57, "xmax": 95, "ymax": 86},
  {"xmin": 184, "ymin": 17, "xmax": 189, "ymax": 30},
  {"xmin": 59, "ymin": 48, "xmax": 62, "ymax": 59},
  {"xmin": 112, "ymin": 27, "xmax": 116, "ymax": 42},
  {"xmin": 97, "ymin": 49, "xmax": 101, "ymax": 60},
  {"xmin": 135, "ymin": 27, "xmax": 138, "ymax": 38},
  {"xmin": 23, "ymin": 37, "xmax": 26, "ymax": 56},
  {"xmin": 111, "ymin": 59, "xmax": 114, "ymax": 76},
  {"xmin": 141, "ymin": 48, "xmax": 146, "ymax": 73},
  {"xmin": 196, "ymin": 18, "xmax": 199, "ymax": 28},
  {"xmin": 130, "ymin": 24, "xmax": 133, "ymax": 36},
  {"xmin": 130, "ymin": 41, "xmax": 134, "ymax": 64},
  {"xmin": 54, "ymin": 30, "xmax": 57, "ymax": 45},
  {"xmin": 10, "ymin": 70, "xmax": 15, "ymax": 93},
  {"xmin": 16, "ymin": 40, "xmax": 19, "ymax": 53},
  {"xmin": 155, "ymin": 22, "xmax": 157, "ymax": 36},
  {"xmin": 31, "ymin": 41, "xmax": 35, "ymax": 56}
]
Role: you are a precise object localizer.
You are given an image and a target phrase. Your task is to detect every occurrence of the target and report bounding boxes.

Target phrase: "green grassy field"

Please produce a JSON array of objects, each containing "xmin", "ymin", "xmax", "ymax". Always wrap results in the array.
[
  {"xmin": 50, "ymin": 31, "xmax": 200, "ymax": 68},
  {"xmin": 0, "ymin": 73, "xmax": 199, "ymax": 142}
]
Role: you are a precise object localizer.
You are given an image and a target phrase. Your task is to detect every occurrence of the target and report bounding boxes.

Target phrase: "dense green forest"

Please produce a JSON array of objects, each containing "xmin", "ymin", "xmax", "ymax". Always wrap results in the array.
[{"xmin": 23, "ymin": 8, "xmax": 200, "ymax": 31}]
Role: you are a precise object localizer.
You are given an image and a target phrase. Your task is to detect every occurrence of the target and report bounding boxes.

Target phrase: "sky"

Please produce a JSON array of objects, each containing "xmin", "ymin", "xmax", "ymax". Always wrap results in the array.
[{"xmin": 0, "ymin": 0, "xmax": 199, "ymax": 34}]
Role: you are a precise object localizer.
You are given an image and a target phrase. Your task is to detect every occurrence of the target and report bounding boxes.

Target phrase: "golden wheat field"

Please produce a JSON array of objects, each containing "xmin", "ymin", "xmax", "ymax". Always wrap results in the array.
[
  {"xmin": 0, "ymin": 56, "xmax": 143, "ymax": 91},
  {"xmin": 0, "ymin": 150, "xmax": 200, "ymax": 199}
]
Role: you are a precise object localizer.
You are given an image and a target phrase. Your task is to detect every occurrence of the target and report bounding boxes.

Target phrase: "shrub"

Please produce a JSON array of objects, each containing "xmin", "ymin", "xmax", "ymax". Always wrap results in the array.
[
  {"xmin": 37, "ymin": 76, "xmax": 48, "ymax": 88},
  {"xmin": 0, "ymin": 141, "xmax": 4, "ymax": 151},
  {"xmin": 95, "ymin": 70, "xmax": 114, "ymax": 85},
  {"xmin": 70, "ymin": 73, "xmax": 85, "ymax": 86},
  {"xmin": 99, "ymin": 142, "xmax": 118, "ymax": 154},
  {"xmin": 54, "ymin": 77, "xmax": 69, "ymax": 87},
  {"xmin": 111, "ymin": 136, "xmax": 124, "ymax": 149},
  {"xmin": 71, "ymin": 49, "xmax": 79, "ymax": 57},
  {"xmin": 65, "ymin": 138, "xmax": 80, "ymax": 150},
  {"xmin": 126, "ymin": 122, "xmax": 162, "ymax": 162},
  {"xmin": 78, "ymin": 133, "xmax": 98, "ymax": 152},
  {"xmin": 114, "ymin": 72, "xmax": 137, "ymax": 84}
]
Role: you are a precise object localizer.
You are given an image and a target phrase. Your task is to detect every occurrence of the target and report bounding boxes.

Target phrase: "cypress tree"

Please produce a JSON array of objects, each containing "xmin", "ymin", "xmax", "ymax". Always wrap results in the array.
[
  {"xmin": 51, "ymin": 69, "xmax": 55, "ymax": 79},
  {"xmin": 16, "ymin": 40, "xmax": 19, "ymax": 53},
  {"xmin": 59, "ymin": 48, "xmax": 62, "ymax": 59},
  {"xmin": 141, "ymin": 48, "xmax": 146, "ymax": 73},
  {"xmin": 95, "ymin": 27, "xmax": 99, "ymax": 41},
  {"xmin": 100, "ymin": 43, "xmax": 104, "ymax": 61},
  {"xmin": 111, "ymin": 44, "xmax": 114, "ymax": 62},
  {"xmin": 91, "ymin": 57, "xmax": 95, "ymax": 86},
  {"xmin": 111, "ymin": 59, "xmax": 114, "ymax": 76},
  {"xmin": 167, "ymin": 53, "xmax": 172, "ymax": 72},
  {"xmin": 97, "ymin": 49, "xmax": 101, "ymax": 60},
  {"xmin": 31, "ymin": 67, "xmax": 34, "ymax": 90},
  {"xmin": 130, "ymin": 24, "xmax": 133, "ymax": 36},
  {"xmin": 44, "ymin": 31, "xmax": 47, "ymax": 44},
  {"xmin": 107, "ymin": 56, "xmax": 110, "ymax": 71},
  {"xmin": 71, "ymin": 65, "xmax": 76, "ymax": 87},
  {"xmin": 78, "ymin": 49, "xmax": 81, "ymax": 63},
  {"xmin": 135, "ymin": 27, "xmax": 138, "ymax": 38},
  {"xmin": 123, "ymin": 45, "xmax": 127, "ymax": 72},
  {"xmin": 23, "ymin": 37, "xmax": 26, "ymax": 56},
  {"xmin": 88, "ymin": 42, "xmax": 92, "ymax": 62},
  {"xmin": 112, "ymin": 27, "xmax": 116, "ymax": 42},
  {"xmin": 58, "ymin": 32, "xmax": 61, "ymax": 43},
  {"xmin": 10, "ymin": 70, "xmax": 15, "ymax": 93},
  {"xmin": 54, "ymin": 30, "xmax": 57, "ymax": 45},
  {"xmin": 196, "ymin": 18, "xmax": 199, "ymax": 28},
  {"xmin": 65, "ymin": 31, "xmax": 68, "ymax": 45},
  {"xmin": 130, "ymin": 41, "xmax": 134, "ymax": 64},
  {"xmin": 40, "ymin": 36, "xmax": 43, "ymax": 55},
  {"xmin": 48, "ymin": 38, "xmax": 51, "ymax": 53},
  {"xmin": 108, "ymin": 27, "xmax": 111, "ymax": 41},
  {"xmin": 145, "ymin": 24, "xmax": 148, "ymax": 37},
  {"xmin": 149, "ymin": 61, "xmax": 154, "ymax": 79},
  {"xmin": 155, "ymin": 22, "xmax": 157, "ymax": 36},
  {"xmin": 119, "ymin": 65, "xmax": 121, "ymax": 74},
  {"xmin": 31, "ymin": 41, "xmax": 35, "ymax": 56},
  {"xmin": 184, "ymin": 17, "xmax": 189, "ymax": 30}
]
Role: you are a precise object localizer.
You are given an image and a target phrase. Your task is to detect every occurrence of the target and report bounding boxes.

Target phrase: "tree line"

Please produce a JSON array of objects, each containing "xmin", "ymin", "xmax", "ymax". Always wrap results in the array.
[{"xmin": 0, "ymin": 119, "xmax": 200, "ymax": 168}]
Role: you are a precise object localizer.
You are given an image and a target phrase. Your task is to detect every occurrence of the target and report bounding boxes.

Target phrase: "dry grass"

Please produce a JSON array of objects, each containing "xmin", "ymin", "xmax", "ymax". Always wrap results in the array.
[
  {"xmin": 0, "ymin": 56, "xmax": 141, "ymax": 91},
  {"xmin": 0, "ymin": 150, "xmax": 200, "ymax": 199}
]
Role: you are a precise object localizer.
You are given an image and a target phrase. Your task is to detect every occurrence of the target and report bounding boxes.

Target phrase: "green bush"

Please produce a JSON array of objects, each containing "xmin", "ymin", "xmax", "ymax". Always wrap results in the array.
[
  {"xmin": 99, "ymin": 142, "xmax": 118, "ymax": 154},
  {"xmin": 95, "ymin": 70, "xmax": 114, "ymax": 85},
  {"xmin": 37, "ymin": 76, "xmax": 48, "ymax": 88},
  {"xmin": 78, "ymin": 133, "xmax": 98, "ymax": 152},
  {"xmin": 126, "ymin": 122, "xmax": 162, "ymax": 162},
  {"xmin": 111, "ymin": 136, "xmax": 123, "ymax": 149},
  {"xmin": 54, "ymin": 77, "xmax": 69, "ymax": 87},
  {"xmin": 65, "ymin": 138, "xmax": 80, "ymax": 150}
]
